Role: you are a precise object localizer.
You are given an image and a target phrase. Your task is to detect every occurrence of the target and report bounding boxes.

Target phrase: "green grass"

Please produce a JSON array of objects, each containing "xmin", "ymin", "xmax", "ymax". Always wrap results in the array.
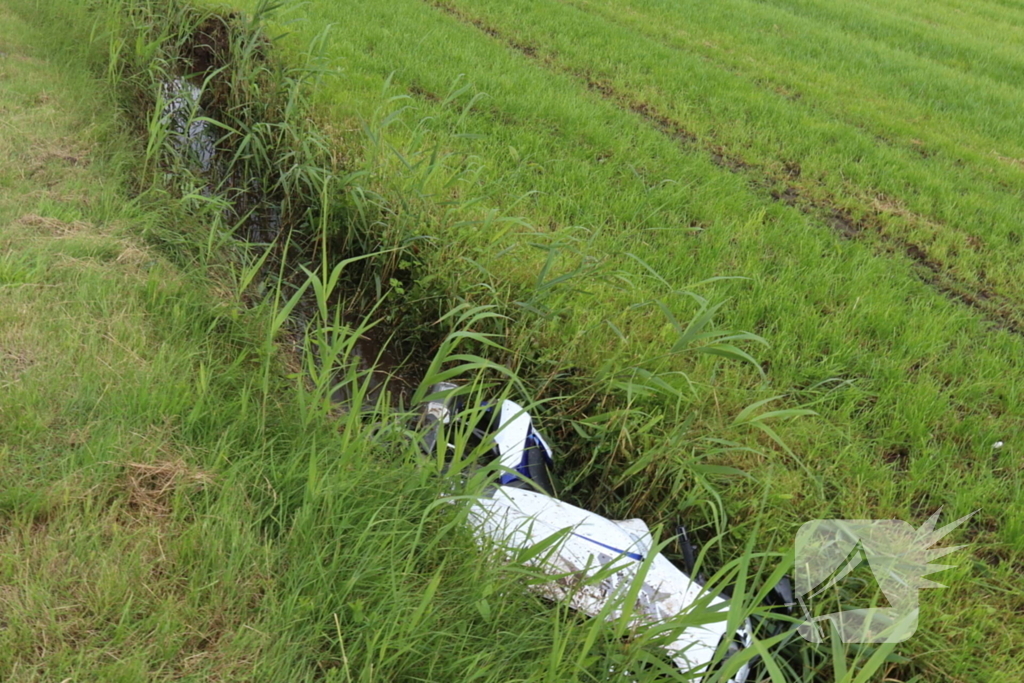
[
  {"xmin": 4, "ymin": 0, "xmax": 1023, "ymax": 681},
  {"xmin": 185, "ymin": 0, "xmax": 1023, "ymax": 680},
  {"xmin": 0, "ymin": 3, "xmax": 790, "ymax": 681}
]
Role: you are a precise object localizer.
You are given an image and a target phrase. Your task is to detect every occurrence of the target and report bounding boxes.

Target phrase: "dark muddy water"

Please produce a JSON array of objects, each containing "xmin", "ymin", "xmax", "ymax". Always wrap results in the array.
[
  {"xmin": 160, "ymin": 78, "xmax": 415, "ymax": 408},
  {"xmin": 330, "ymin": 328, "xmax": 413, "ymax": 407},
  {"xmin": 161, "ymin": 78, "xmax": 216, "ymax": 172}
]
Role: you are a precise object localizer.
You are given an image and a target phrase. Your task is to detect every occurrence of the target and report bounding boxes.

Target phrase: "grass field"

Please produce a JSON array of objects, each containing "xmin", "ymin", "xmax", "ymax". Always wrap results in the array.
[
  {"xmin": 215, "ymin": 0, "xmax": 1023, "ymax": 680},
  {"xmin": 3, "ymin": 0, "xmax": 1023, "ymax": 681}
]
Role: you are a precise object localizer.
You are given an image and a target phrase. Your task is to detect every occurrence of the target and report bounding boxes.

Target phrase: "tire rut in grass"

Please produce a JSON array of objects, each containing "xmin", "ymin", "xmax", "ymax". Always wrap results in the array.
[{"xmin": 427, "ymin": 0, "xmax": 1024, "ymax": 337}]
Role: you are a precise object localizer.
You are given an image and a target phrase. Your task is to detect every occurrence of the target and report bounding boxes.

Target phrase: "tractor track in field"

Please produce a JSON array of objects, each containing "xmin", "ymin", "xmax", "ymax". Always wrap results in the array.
[{"xmin": 426, "ymin": 0, "xmax": 1024, "ymax": 337}]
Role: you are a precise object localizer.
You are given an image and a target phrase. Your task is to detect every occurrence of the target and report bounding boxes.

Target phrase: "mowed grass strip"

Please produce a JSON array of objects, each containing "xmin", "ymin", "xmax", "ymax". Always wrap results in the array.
[{"xmin": 213, "ymin": 0, "xmax": 1024, "ymax": 679}]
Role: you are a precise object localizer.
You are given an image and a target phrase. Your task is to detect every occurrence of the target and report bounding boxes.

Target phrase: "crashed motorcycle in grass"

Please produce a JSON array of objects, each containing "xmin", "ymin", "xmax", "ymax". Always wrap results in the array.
[{"xmin": 414, "ymin": 383, "xmax": 787, "ymax": 682}]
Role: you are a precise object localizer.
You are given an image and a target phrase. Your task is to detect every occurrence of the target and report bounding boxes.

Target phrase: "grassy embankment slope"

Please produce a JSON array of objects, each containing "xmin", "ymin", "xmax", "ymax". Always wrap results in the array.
[
  {"xmin": 2, "ymin": 4, "xmax": 698, "ymax": 681},
  {"xmin": 209, "ymin": 0, "xmax": 1024, "ymax": 680}
]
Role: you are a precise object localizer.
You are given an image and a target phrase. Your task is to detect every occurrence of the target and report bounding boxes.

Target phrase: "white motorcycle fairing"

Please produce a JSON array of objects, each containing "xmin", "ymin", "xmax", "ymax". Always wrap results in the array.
[
  {"xmin": 416, "ymin": 386, "xmax": 754, "ymax": 680},
  {"xmin": 469, "ymin": 486, "xmax": 752, "ymax": 681}
]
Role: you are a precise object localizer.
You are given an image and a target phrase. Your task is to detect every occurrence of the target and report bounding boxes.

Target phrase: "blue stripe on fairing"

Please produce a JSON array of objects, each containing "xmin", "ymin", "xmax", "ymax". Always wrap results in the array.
[
  {"xmin": 498, "ymin": 437, "xmax": 538, "ymax": 485},
  {"xmin": 571, "ymin": 533, "xmax": 644, "ymax": 562}
]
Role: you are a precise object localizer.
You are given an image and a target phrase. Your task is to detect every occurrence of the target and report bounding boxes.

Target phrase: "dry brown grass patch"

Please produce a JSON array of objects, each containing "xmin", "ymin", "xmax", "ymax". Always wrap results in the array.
[
  {"xmin": 29, "ymin": 136, "xmax": 91, "ymax": 165},
  {"xmin": 123, "ymin": 460, "xmax": 214, "ymax": 518},
  {"xmin": 13, "ymin": 213, "xmax": 92, "ymax": 237},
  {"xmin": 0, "ymin": 346, "xmax": 35, "ymax": 388},
  {"xmin": 993, "ymin": 151, "xmax": 1024, "ymax": 169},
  {"xmin": 869, "ymin": 193, "xmax": 941, "ymax": 229},
  {"xmin": 114, "ymin": 243, "xmax": 150, "ymax": 267}
]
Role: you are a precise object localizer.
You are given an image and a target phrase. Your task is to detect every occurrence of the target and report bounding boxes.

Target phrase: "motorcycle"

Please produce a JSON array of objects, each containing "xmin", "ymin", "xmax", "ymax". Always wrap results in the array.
[{"xmin": 414, "ymin": 382, "xmax": 788, "ymax": 682}]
